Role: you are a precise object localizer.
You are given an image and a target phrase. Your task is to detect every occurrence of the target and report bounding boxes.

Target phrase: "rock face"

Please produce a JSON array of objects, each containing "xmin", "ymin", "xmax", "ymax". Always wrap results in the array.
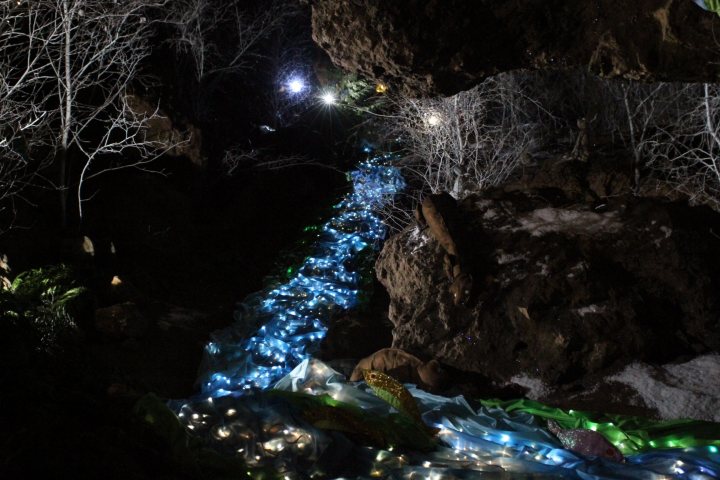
[
  {"xmin": 375, "ymin": 165, "xmax": 720, "ymax": 387},
  {"xmin": 311, "ymin": 0, "xmax": 720, "ymax": 96}
]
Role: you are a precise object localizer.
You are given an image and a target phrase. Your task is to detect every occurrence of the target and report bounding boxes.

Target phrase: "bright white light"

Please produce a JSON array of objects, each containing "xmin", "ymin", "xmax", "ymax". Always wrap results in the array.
[
  {"xmin": 320, "ymin": 91, "xmax": 337, "ymax": 105},
  {"xmin": 427, "ymin": 113, "xmax": 442, "ymax": 126},
  {"xmin": 288, "ymin": 78, "xmax": 305, "ymax": 94}
]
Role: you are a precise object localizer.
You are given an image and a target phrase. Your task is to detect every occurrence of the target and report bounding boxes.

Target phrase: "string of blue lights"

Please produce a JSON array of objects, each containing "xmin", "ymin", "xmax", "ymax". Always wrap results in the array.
[{"xmin": 195, "ymin": 155, "xmax": 405, "ymax": 396}]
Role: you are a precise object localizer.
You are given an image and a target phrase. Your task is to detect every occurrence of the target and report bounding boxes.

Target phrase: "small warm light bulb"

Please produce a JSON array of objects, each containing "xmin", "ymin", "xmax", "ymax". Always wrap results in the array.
[{"xmin": 375, "ymin": 83, "xmax": 388, "ymax": 93}]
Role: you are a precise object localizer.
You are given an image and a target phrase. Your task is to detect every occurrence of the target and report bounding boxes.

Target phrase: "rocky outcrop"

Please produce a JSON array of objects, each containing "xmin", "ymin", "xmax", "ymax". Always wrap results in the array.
[
  {"xmin": 125, "ymin": 94, "xmax": 204, "ymax": 167},
  {"xmin": 311, "ymin": 0, "xmax": 720, "ymax": 96},
  {"xmin": 375, "ymin": 164, "xmax": 720, "ymax": 388}
]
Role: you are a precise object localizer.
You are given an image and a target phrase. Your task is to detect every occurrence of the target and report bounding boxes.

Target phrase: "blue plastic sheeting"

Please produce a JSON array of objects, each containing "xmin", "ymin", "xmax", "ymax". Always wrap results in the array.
[
  {"xmin": 194, "ymin": 157, "xmax": 405, "ymax": 396},
  {"xmin": 176, "ymin": 359, "xmax": 720, "ymax": 479}
]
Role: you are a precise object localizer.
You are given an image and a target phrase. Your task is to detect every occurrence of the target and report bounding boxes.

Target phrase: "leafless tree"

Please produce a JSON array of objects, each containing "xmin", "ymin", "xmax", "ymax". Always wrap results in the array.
[
  {"xmin": 388, "ymin": 73, "xmax": 547, "ymax": 199},
  {"xmin": 220, "ymin": 146, "xmax": 336, "ymax": 176},
  {"xmin": 0, "ymin": 0, "xmax": 178, "ymax": 225},
  {"xmin": 644, "ymin": 83, "xmax": 720, "ymax": 209},
  {"xmin": 164, "ymin": 0, "xmax": 291, "ymax": 83},
  {"xmin": 610, "ymin": 81, "xmax": 697, "ymax": 193},
  {"xmin": 0, "ymin": 3, "xmax": 54, "ymax": 209}
]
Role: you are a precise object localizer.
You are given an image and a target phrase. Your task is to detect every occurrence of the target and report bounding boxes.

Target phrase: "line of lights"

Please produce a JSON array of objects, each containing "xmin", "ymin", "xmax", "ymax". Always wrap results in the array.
[{"xmin": 194, "ymin": 155, "xmax": 405, "ymax": 396}]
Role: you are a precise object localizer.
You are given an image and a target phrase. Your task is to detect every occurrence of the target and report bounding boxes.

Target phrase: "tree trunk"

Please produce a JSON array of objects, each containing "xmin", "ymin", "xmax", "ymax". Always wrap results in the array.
[{"xmin": 58, "ymin": 146, "xmax": 69, "ymax": 230}]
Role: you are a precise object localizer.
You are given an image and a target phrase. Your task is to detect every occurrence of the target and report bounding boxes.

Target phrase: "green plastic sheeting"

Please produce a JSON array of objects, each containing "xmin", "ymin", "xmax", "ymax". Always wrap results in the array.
[
  {"xmin": 707, "ymin": 0, "xmax": 720, "ymax": 13},
  {"xmin": 480, "ymin": 398, "xmax": 720, "ymax": 455},
  {"xmin": 701, "ymin": 0, "xmax": 720, "ymax": 15}
]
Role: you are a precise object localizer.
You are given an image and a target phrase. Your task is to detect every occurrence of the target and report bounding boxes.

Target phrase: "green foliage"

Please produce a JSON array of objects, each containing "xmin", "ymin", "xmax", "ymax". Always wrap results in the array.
[
  {"xmin": 337, "ymin": 74, "xmax": 374, "ymax": 104},
  {"xmin": 323, "ymin": 71, "xmax": 388, "ymax": 115},
  {"xmin": 1, "ymin": 264, "xmax": 88, "ymax": 355}
]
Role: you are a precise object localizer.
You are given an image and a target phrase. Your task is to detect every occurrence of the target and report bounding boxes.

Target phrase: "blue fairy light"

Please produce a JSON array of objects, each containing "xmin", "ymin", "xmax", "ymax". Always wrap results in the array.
[{"xmin": 194, "ymin": 156, "xmax": 405, "ymax": 397}]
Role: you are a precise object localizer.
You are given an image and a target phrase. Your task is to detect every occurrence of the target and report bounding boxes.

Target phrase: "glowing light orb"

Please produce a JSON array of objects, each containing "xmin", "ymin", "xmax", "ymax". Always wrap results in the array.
[
  {"xmin": 427, "ymin": 113, "xmax": 442, "ymax": 126},
  {"xmin": 375, "ymin": 83, "xmax": 388, "ymax": 94},
  {"xmin": 320, "ymin": 91, "xmax": 337, "ymax": 105},
  {"xmin": 287, "ymin": 78, "xmax": 305, "ymax": 94}
]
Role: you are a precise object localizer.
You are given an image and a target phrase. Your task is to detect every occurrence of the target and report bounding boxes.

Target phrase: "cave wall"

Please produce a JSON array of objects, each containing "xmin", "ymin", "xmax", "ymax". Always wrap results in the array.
[{"xmin": 312, "ymin": 0, "xmax": 720, "ymax": 96}]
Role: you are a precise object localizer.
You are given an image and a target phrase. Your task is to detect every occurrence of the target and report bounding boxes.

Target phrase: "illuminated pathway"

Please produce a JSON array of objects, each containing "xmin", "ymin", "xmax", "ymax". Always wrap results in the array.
[
  {"xmin": 174, "ymin": 156, "xmax": 720, "ymax": 479},
  {"xmin": 195, "ymin": 156, "xmax": 404, "ymax": 396}
]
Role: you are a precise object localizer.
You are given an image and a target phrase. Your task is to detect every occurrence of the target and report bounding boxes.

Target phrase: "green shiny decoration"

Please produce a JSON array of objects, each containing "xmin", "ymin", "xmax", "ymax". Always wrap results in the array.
[
  {"xmin": 271, "ymin": 390, "xmax": 436, "ymax": 452},
  {"xmin": 480, "ymin": 398, "xmax": 720, "ymax": 455},
  {"xmin": 363, "ymin": 370, "xmax": 423, "ymax": 425},
  {"xmin": 704, "ymin": 0, "xmax": 720, "ymax": 15}
]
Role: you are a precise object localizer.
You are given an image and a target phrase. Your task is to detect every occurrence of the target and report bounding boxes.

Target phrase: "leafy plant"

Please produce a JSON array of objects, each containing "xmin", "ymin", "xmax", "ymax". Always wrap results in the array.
[{"xmin": 1, "ymin": 264, "xmax": 88, "ymax": 355}]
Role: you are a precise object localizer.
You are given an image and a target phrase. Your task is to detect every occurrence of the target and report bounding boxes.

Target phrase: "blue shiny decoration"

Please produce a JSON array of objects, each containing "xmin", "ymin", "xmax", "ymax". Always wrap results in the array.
[{"xmin": 195, "ymin": 157, "xmax": 405, "ymax": 396}]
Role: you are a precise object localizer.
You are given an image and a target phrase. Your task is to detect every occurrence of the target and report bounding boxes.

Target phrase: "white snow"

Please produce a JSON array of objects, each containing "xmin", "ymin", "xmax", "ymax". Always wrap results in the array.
[
  {"xmin": 575, "ymin": 304, "xmax": 604, "ymax": 317},
  {"xmin": 509, "ymin": 374, "xmax": 550, "ymax": 400},
  {"xmin": 483, "ymin": 209, "xmax": 498, "ymax": 220},
  {"xmin": 515, "ymin": 208, "xmax": 622, "ymax": 237},
  {"xmin": 609, "ymin": 355, "xmax": 720, "ymax": 422},
  {"xmin": 496, "ymin": 250, "xmax": 527, "ymax": 265},
  {"xmin": 406, "ymin": 225, "xmax": 430, "ymax": 254}
]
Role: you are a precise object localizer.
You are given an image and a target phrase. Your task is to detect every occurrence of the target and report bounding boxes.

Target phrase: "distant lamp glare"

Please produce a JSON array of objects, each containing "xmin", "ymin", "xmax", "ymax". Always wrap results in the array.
[
  {"xmin": 427, "ymin": 113, "xmax": 442, "ymax": 126},
  {"xmin": 287, "ymin": 78, "xmax": 305, "ymax": 94},
  {"xmin": 375, "ymin": 83, "xmax": 388, "ymax": 94},
  {"xmin": 320, "ymin": 91, "xmax": 337, "ymax": 105}
]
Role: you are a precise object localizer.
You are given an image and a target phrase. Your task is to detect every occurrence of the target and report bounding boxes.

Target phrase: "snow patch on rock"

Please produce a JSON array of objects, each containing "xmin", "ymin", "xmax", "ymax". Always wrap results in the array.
[
  {"xmin": 516, "ymin": 208, "xmax": 622, "ymax": 237},
  {"xmin": 609, "ymin": 355, "xmax": 720, "ymax": 422},
  {"xmin": 406, "ymin": 226, "xmax": 430, "ymax": 254},
  {"xmin": 575, "ymin": 304, "xmax": 604, "ymax": 317},
  {"xmin": 496, "ymin": 250, "xmax": 527, "ymax": 265},
  {"xmin": 509, "ymin": 374, "xmax": 550, "ymax": 400}
]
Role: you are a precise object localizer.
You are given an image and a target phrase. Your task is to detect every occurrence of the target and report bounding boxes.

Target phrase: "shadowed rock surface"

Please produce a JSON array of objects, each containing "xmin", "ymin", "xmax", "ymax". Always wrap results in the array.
[
  {"xmin": 376, "ymin": 160, "xmax": 720, "ymax": 389},
  {"xmin": 311, "ymin": 0, "xmax": 720, "ymax": 96}
]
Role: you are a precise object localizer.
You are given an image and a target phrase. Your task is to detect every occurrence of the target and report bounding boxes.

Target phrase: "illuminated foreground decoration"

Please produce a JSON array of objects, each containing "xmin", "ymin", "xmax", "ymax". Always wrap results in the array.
[
  {"xmin": 175, "ymin": 156, "xmax": 720, "ymax": 478},
  {"xmin": 177, "ymin": 359, "xmax": 720, "ymax": 479}
]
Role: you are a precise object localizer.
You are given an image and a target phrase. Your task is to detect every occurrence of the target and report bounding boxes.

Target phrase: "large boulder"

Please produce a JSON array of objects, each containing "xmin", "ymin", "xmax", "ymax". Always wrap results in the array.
[
  {"xmin": 376, "ymin": 173, "xmax": 720, "ymax": 387},
  {"xmin": 311, "ymin": 0, "xmax": 720, "ymax": 96}
]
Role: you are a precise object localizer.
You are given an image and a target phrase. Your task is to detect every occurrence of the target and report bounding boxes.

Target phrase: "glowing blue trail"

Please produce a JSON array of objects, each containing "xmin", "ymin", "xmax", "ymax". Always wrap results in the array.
[{"xmin": 195, "ymin": 156, "xmax": 405, "ymax": 396}]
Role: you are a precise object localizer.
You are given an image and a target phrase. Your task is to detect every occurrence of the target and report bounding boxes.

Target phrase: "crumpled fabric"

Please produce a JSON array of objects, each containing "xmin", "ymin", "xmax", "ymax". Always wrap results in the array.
[{"xmin": 176, "ymin": 359, "xmax": 720, "ymax": 479}]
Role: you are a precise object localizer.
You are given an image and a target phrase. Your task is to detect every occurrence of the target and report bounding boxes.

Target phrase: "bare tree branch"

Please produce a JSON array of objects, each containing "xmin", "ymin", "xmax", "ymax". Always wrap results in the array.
[
  {"xmin": 163, "ymin": 0, "xmax": 291, "ymax": 82},
  {"xmin": 1, "ymin": 0, "xmax": 182, "ymax": 225}
]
